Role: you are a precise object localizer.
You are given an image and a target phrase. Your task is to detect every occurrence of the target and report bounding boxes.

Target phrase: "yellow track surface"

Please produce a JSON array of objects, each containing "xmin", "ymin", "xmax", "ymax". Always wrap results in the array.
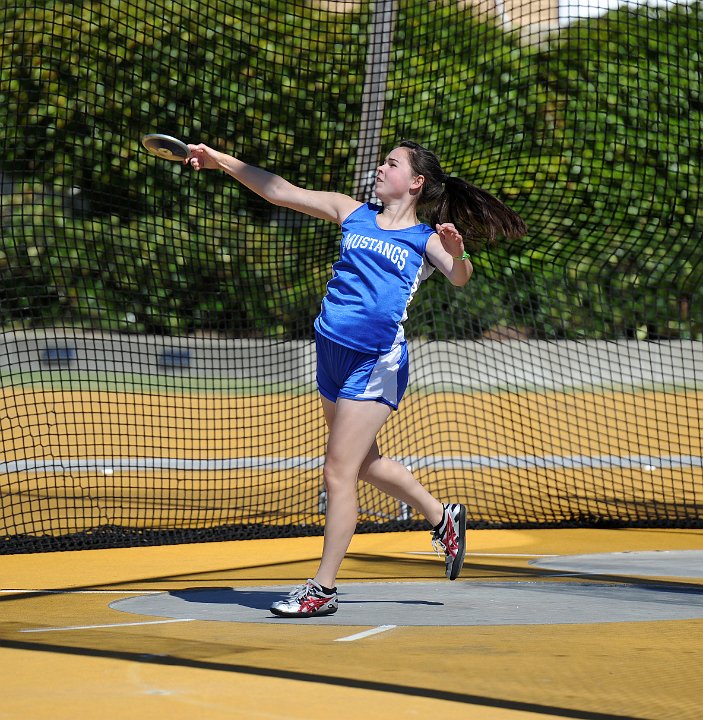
[{"xmin": 2, "ymin": 527, "xmax": 702, "ymax": 720}]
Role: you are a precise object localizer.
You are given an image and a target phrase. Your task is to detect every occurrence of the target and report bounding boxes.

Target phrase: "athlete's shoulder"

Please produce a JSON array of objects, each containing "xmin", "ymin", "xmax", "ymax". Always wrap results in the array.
[{"xmin": 341, "ymin": 201, "xmax": 381, "ymax": 225}]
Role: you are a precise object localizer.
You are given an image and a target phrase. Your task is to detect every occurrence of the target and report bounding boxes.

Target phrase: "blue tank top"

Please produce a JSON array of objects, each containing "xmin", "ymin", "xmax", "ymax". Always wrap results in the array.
[{"xmin": 314, "ymin": 203, "xmax": 435, "ymax": 354}]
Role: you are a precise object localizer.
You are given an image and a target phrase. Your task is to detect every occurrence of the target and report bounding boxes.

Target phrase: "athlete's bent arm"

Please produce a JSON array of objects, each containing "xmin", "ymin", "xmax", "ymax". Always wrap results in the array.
[{"xmin": 426, "ymin": 226, "xmax": 473, "ymax": 287}]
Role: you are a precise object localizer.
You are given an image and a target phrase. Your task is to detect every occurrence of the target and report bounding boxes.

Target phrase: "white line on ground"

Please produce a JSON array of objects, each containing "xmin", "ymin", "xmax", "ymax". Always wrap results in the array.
[
  {"xmin": 0, "ymin": 589, "xmax": 162, "ymax": 595},
  {"xmin": 335, "ymin": 625, "xmax": 397, "ymax": 642},
  {"xmin": 18, "ymin": 618, "xmax": 194, "ymax": 633},
  {"xmin": 470, "ymin": 553, "xmax": 560, "ymax": 558},
  {"xmin": 403, "ymin": 552, "xmax": 559, "ymax": 557}
]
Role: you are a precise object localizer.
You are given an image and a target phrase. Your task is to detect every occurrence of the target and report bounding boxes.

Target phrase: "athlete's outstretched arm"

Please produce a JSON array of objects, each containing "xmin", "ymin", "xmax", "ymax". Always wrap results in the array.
[{"xmin": 187, "ymin": 144, "xmax": 361, "ymax": 225}]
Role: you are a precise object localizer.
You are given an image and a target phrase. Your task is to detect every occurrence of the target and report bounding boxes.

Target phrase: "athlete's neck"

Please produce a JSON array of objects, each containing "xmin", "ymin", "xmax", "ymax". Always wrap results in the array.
[{"xmin": 376, "ymin": 202, "xmax": 419, "ymax": 230}]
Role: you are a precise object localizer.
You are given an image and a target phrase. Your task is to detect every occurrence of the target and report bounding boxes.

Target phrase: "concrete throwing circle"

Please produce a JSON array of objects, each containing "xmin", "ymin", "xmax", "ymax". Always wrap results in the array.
[
  {"xmin": 530, "ymin": 550, "xmax": 703, "ymax": 578},
  {"xmin": 109, "ymin": 580, "xmax": 703, "ymax": 626}
]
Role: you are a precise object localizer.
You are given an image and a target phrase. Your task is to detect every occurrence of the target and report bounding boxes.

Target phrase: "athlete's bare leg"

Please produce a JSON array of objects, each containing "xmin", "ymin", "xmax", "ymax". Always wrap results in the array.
[{"xmin": 313, "ymin": 396, "xmax": 444, "ymax": 589}]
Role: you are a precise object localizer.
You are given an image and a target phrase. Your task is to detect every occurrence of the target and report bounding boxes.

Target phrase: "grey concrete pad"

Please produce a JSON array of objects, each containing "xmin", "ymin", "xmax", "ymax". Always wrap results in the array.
[
  {"xmin": 109, "ymin": 580, "xmax": 703, "ymax": 627},
  {"xmin": 530, "ymin": 550, "xmax": 703, "ymax": 579}
]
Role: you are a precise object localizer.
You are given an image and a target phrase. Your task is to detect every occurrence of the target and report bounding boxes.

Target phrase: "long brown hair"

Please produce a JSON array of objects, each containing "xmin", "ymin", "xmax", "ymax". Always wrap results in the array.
[{"xmin": 399, "ymin": 140, "xmax": 527, "ymax": 245}]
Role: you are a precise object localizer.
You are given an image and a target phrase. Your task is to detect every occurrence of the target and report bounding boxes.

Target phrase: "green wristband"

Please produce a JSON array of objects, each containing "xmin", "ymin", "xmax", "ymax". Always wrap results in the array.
[{"xmin": 454, "ymin": 251, "xmax": 471, "ymax": 260}]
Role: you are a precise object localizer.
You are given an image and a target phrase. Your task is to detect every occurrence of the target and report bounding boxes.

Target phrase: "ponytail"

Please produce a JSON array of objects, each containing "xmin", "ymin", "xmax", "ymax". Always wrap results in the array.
[
  {"xmin": 433, "ymin": 175, "xmax": 527, "ymax": 245},
  {"xmin": 398, "ymin": 140, "xmax": 527, "ymax": 245}
]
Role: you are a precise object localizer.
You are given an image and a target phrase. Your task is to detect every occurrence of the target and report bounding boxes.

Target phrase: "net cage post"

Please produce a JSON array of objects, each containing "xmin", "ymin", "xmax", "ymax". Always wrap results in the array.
[{"xmin": 352, "ymin": 0, "xmax": 398, "ymax": 201}]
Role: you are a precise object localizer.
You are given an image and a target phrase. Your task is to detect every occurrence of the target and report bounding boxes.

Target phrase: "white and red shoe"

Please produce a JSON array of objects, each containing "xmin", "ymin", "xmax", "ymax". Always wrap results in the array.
[
  {"xmin": 270, "ymin": 579, "xmax": 338, "ymax": 617},
  {"xmin": 431, "ymin": 503, "xmax": 467, "ymax": 580}
]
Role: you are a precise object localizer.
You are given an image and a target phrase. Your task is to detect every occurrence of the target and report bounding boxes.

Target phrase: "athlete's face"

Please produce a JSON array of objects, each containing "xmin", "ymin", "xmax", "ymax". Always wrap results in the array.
[{"xmin": 375, "ymin": 147, "xmax": 423, "ymax": 202}]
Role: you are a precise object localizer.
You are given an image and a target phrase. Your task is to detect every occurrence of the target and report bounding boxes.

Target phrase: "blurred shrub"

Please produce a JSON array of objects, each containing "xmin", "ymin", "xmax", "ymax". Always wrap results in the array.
[{"xmin": 1, "ymin": 0, "xmax": 701, "ymax": 339}]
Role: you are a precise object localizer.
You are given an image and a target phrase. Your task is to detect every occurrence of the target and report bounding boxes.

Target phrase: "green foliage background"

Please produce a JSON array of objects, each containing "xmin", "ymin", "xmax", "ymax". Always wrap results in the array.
[{"xmin": 1, "ymin": 0, "xmax": 702, "ymax": 339}]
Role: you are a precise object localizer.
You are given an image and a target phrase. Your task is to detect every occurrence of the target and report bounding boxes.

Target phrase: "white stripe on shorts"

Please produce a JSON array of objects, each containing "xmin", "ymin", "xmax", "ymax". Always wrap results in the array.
[{"xmin": 357, "ymin": 343, "xmax": 404, "ymax": 407}]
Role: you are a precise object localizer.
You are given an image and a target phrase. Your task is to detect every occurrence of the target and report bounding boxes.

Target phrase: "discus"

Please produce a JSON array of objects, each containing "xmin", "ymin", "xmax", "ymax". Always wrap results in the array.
[{"xmin": 141, "ymin": 133, "xmax": 191, "ymax": 161}]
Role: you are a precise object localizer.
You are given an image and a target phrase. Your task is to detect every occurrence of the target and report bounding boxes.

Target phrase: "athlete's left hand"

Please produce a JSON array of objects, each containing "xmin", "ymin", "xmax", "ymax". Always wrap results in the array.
[{"xmin": 435, "ymin": 223, "xmax": 465, "ymax": 259}]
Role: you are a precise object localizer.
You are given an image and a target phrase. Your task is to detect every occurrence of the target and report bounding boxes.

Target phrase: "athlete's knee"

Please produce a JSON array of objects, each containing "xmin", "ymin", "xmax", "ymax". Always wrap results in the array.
[
  {"xmin": 365, "ymin": 458, "xmax": 415, "ymax": 493},
  {"xmin": 322, "ymin": 458, "xmax": 355, "ymax": 492},
  {"xmin": 359, "ymin": 454, "xmax": 383, "ymax": 484}
]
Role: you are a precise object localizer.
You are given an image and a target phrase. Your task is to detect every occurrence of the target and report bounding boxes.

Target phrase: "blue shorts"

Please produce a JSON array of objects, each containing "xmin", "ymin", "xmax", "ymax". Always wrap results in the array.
[{"xmin": 315, "ymin": 330, "xmax": 409, "ymax": 410}]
